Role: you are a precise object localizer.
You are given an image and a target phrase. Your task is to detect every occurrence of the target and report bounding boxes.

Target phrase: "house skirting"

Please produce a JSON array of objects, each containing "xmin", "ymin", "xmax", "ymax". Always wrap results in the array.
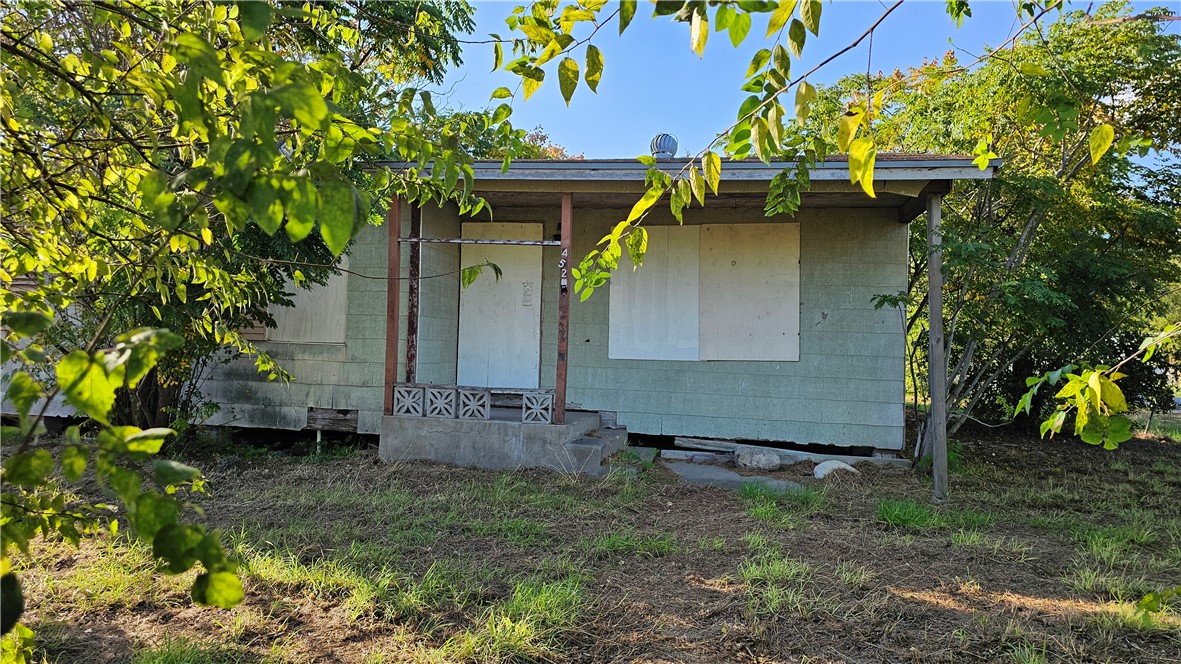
[{"xmin": 378, "ymin": 410, "xmax": 625, "ymax": 475}]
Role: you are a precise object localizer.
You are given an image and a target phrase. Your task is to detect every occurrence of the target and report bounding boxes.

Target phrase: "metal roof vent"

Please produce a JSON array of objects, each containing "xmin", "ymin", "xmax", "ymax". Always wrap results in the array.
[{"xmin": 650, "ymin": 133, "xmax": 678, "ymax": 159}]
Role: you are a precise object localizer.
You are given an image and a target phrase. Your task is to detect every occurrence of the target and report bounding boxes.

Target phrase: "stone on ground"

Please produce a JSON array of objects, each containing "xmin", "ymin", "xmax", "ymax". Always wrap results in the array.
[
  {"xmin": 814, "ymin": 459, "xmax": 860, "ymax": 480},
  {"xmin": 735, "ymin": 446, "xmax": 781, "ymax": 471}
]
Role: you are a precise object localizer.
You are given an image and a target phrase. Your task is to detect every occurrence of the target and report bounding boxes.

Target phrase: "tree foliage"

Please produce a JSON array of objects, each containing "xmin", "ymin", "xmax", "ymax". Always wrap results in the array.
[{"xmin": 0, "ymin": 0, "xmax": 528, "ymax": 647}]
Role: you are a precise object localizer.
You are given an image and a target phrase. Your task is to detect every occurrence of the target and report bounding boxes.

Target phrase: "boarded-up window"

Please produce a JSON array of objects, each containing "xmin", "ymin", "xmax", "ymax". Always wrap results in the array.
[
  {"xmin": 608, "ymin": 224, "xmax": 799, "ymax": 362},
  {"xmin": 266, "ymin": 258, "xmax": 349, "ymax": 344}
]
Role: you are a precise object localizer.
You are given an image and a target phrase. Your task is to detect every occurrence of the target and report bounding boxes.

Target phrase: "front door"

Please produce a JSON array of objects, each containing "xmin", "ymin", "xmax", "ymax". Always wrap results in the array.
[{"xmin": 457, "ymin": 222, "xmax": 543, "ymax": 388}]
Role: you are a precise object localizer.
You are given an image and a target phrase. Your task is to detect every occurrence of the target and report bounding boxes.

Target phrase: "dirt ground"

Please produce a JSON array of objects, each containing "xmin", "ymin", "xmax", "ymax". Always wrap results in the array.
[{"xmin": 13, "ymin": 425, "xmax": 1181, "ymax": 663}]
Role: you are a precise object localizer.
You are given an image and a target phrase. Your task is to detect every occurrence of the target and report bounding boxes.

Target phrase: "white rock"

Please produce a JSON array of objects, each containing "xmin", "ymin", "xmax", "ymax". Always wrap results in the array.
[
  {"xmin": 814, "ymin": 459, "xmax": 860, "ymax": 480},
  {"xmin": 736, "ymin": 447, "xmax": 781, "ymax": 472}
]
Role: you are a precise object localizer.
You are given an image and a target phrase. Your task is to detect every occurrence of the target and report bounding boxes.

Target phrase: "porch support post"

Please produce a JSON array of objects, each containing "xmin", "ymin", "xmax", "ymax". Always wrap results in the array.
[
  {"xmin": 555, "ymin": 193, "xmax": 573, "ymax": 425},
  {"xmin": 927, "ymin": 193, "xmax": 948, "ymax": 502},
  {"xmin": 405, "ymin": 206, "xmax": 421, "ymax": 384},
  {"xmin": 383, "ymin": 197, "xmax": 402, "ymax": 416}
]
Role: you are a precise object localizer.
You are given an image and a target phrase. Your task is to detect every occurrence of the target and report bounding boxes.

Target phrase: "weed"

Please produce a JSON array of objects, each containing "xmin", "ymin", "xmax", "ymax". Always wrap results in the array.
[
  {"xmin": 1006, "ymin": 641, "xmax": 1048, "ymax": 664},
  {"xmin": 739, "ymin": 553, "xmax": 813, "ymax": 586},
  {"xmin": 697, "ymin": 536, "xmax": 726, "ymax": 552},
  {"xmin": 443, "ymin": 577, "xmax": 583, "ymax": 662},
  {"xmin": 835, "ymin": 561, "xmax": 876, "ymax": 590},
  {"xmin": 877, "ymin": 499, "xmax": 945, "ymax": 529},
  {"xmin": 952, "ymin": 529, "xmax": 985, "ymax": 547},
  {"xmin": 131, "ymin": 637, "xmax": 249, "ymax": 664},
  {"xmin": 742, "ymin": 532, "xmax": 773, "ymax": 552},
  {"xmin": 586, "ymin": 530, "xmax": 677, "ymax": 557}
]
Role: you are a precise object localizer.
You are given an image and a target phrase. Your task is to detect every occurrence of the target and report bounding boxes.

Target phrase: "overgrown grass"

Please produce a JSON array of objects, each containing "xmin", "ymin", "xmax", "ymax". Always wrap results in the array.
[
  {"xmin": 876, "ymin": 499, "xmax": 994, "ymax": 531},
  {"xmin": 739, "ymin": 552, "xmax": 833, "ymax": 618}
]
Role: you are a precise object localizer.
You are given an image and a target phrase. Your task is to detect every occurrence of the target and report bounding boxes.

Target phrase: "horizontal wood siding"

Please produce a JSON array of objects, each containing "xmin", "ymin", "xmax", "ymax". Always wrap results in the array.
[
  {"xmin": 513, "ymin": 204, "xmax": 906, "ymax": 450},
  {"xmin": 201, "ymin": 209, "xmax": 417, "ymax": 433}
]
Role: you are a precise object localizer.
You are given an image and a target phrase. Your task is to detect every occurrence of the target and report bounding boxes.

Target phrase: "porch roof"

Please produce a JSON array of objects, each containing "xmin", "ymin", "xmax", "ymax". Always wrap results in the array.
[{"xmin": 468, "ymin": 154, "xmax": 998, "ymax": 183}]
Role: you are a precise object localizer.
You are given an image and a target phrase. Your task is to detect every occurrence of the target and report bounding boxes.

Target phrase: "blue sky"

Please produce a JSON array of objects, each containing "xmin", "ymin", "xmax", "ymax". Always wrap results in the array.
[{"xmin": 435, "ymin": 1, "xmax": 1170, "ymax": 158}]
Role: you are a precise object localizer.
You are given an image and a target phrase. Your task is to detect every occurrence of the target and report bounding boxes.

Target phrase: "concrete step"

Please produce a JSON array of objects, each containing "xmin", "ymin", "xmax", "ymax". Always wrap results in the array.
[{"xmin": 557, "ymin": 437, "xmax": 615, "ymax": 476}]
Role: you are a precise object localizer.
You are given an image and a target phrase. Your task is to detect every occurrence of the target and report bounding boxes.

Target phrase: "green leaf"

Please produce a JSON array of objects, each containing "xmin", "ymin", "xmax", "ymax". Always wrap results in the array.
[
  {"xmin": 795, "ymin": 81, "xmax": 817, "ymax": 125},
  {"xmin": 703, "ymin": 151, "xmax": 721, "ymax": 194},
  {"xmin": 114, "ymin": 328, "xmax": 183, "ymax": 389},
  {"xmin": 61, "ymin": 444, "xmax": 87, "ymax": 482},
  {"xmin": 800, "ymin": 0, "xmax": 821, "ymax": 35},
  {"xmin": 5, "ymin": 372, "xmax": 41, "ymax": 421},
  {"xmin": 522, "ymin": 67, "xmax": 544, "ymax": 100},
  {"xmin": 766, "ymin": 0, "xmax": 798, "ymax": 37},
  {"xmin": 3, "ymin": 450, "xmax": 55, "ymax": 488},
  {"xmin": 848, "ymin": 137, "xmax": 877, "ymax": 198},
  {"xmin": 492, "ymin": 41, "xmax": 503, "ymax": 72},
  {"xmin": 1088, "ymin": 123, "xmax": 1115, "ymax": 165},
  {"xmin": 689, "ymin": 165, "xmax": 706, "ymax": 206},
  {"xmin": 492, "ymin": 103, "xmax": 512, "ymax": 124},
  {"xmin": 772, "ymin": 44, "xmax": 791, "ymax": 78},
  {"xmin": 125, "ymin": 427, "xmax": 175, "ymax": 454},
  {"xmin": 192, "ymin": 571, "xmax": 244, "ymax": 609},
  {"xmin": 746, "ymin": 48, "xmax": 771, "ymax": 78},
  {"xmin": 285, "ymin": 176, "xmax": 318, "ymax": 243},
  {"xmin": 171, "ymin": 33, "xmax": 224, "ymax": 86},
  {"xmin": 248, "ymin": 180, "xmax": 283, "ymax": 235},
  {"xmin": 237, "ymin": 1, "xmax": 273, "ymax": 42},
  {"xmin": 134, "ymin": 491, "xmax": 178, "ymax": 540},
  {"xmin": 787, "ymin": 19, "xmax": 806, "ymax": 58},
  {"xmin": 2, "ymin": 311, "xmax": 52, "ymax": 337},
  {"xmin": 1019, "ymin": 62, "xmax": 1049, "ymax": 77},
  {"xmin": 585, "ymin": 45, "xmax": 603, "ymax": 93},
  {"xmin": 558, "ymin": 57, "xmax": 579, "ymax": 105},
  {"xmin": 619, "ymin": 0, "xmax": 637, "ymax": 34},
  {"xmin": 627, "ymin": 186, "xmax": 664, "ymax": 223},
  {"xmin": 319, "ymin": 177, "xmax": 358, "ymax": 256},
  {"xmin": 153, "ymin": 524, "xmax": 204, "ymax": 574},
  {"xmin": 271, "ymin": 83, "xmax": 329, "ymax": 128},
  {"xmin": 626, "ymin": 226, "xmax": 648, "ymax": 268},
  {"xmin": 727, "ymin": 11, "xmax": 751, "ymax": 47},
  {"xmin": 153, "ymin": 459, "xmax": 202, "ymax": 486},
  {"xmin": 57, "ymin": 350, "xmax": 120, "ymax": 423},
  {"xmin": 490, "ymin": 87, "xmax": 512, "ymax": 100}
]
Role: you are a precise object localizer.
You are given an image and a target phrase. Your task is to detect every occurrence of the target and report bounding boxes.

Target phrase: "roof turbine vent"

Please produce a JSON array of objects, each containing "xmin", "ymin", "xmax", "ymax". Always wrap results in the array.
[{"xmin": 650, "ymin": 133, "xmax": 678, "ymax": 159}]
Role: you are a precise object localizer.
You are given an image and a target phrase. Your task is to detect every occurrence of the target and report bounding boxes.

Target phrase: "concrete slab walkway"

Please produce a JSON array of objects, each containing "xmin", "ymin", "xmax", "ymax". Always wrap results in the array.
[{"xmin": 662, "ymin": 460, "xmax": 801, "ymax": 492}]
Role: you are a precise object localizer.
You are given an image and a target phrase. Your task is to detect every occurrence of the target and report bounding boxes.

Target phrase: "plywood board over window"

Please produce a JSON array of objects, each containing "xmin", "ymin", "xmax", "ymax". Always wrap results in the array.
[
  {"xmin": 608, "ymin": 226, "xmax": 700, "ymax": 360},
  {"xmin": 267, "ymin": 256, "xmax": 349, "ymax": 344},
  {"xmin": 608, "ymin": 223, "xmax": 799, "ymax": 362}
]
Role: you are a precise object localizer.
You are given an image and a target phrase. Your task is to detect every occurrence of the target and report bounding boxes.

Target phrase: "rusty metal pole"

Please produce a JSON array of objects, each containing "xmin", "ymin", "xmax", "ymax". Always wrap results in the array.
[
  {"xmin": 928, "ymin": 193, "xmax": 948, "ymax": 502},
  {"xmin": 555, "ymin": 193, "xmax": 573, "ymax": 424},
  {"xmin": 383, "ymin": 197, "xmax": 402, "ymax": 416}
]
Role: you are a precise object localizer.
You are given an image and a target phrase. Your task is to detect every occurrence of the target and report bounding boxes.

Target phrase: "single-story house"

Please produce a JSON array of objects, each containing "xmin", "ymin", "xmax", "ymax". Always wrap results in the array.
[{"xmin": 197, "ymin": 154, "xmax": 996, "ymax": 474}]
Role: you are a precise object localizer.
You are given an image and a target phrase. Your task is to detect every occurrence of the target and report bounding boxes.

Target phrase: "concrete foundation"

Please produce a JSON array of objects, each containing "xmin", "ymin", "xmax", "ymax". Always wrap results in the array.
[{"xmin": 379, "ymin": 410, "xmax": 626, "ymax": 476}]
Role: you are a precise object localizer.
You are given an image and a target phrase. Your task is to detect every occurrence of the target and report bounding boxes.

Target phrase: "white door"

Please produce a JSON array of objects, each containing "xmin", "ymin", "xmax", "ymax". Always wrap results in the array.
[{"xmin": 457, "ymin": 222, "xmax": 543, "ymax": 388}]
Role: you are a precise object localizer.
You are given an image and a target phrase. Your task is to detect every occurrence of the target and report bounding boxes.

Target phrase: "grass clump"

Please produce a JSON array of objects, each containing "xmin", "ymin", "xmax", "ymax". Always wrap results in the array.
[
  {"xmin": 131, "ymin": 638, "xmax": 249, "ymax": 664},
  {"xmin": 835, "ymin": 561, "xmax": 876, "ymax": 590},
  {"xmin": 877, "ymin": 499, "xmax": 946, "ymax": 530},
  {"xmin": 877, "ymin": 499, "xmax": 993, "ymax": 531},
  {"xmin": 443, "ymin": 578, "xmax": 583, "ymax": 662},
  {"xmin": 739, "ymin": 483, "xmax": 827, "ymax": 529},
  {"xmin": 586, "ymin": 530, "xmax": 677, "ymax": 557},
  {"xmin": 739, "ymin": 553, "xmax": 833, "ymax": 618}
]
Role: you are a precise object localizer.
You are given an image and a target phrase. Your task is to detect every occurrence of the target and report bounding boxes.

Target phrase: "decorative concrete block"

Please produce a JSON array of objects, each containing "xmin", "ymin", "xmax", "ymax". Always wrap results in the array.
[
  {"xmin": 458, "ymin": 389, "xmax": 490, "ymax": 420},
  {"xmin": 393, "ymin": 385, "xmax": 423, "ymax": 417},
  {"xmin": 522, "ymin": 392, "xmax": 553, "ymax": 424},
  {"xmin": 425, "ymin": 387, "xmax": 456, "ymax": 418}
]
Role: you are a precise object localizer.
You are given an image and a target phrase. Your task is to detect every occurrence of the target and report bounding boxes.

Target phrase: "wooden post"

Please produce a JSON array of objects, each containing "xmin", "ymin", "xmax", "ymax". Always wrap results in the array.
[
  {"xmin": 555, "ymin": 193, "xmax": 573, "ymax": 424},
  {"xmin": 927, "ymin": 193, "xmax": 948, "ymax": 502},
  {"xmin": 405, "ymin": 206, "xmax": 421, "ymax": 384},
  {"xmin": 383, "ymin": 197, "xmax": 402, "ymax": 416}
]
